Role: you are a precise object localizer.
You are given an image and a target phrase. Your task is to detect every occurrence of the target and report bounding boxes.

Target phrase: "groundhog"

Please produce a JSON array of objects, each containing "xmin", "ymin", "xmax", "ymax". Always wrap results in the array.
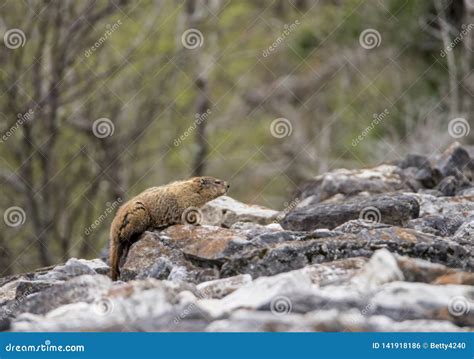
[{"xmin": 109, "ymin": 176, "xmax": 229, "ymax": 281}]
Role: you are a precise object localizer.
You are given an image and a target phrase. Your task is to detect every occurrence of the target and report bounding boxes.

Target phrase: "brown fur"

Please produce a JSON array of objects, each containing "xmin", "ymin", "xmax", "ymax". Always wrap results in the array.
[{"xmin": 109, "ymin": 176, "xmax": 229, "ymax": 280}]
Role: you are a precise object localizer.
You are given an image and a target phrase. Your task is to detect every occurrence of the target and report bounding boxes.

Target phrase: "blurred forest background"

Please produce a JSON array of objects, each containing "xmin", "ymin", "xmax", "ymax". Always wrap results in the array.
[{"xmin": 0, "ymin": 0, "xmax": 473, "ymax": 274}]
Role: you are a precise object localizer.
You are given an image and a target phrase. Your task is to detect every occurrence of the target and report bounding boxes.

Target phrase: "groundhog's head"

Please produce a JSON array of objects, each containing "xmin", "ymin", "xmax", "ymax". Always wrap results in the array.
[{"xmin": 191, "ymin": 176, "xmax": 229, "ymax": 200}]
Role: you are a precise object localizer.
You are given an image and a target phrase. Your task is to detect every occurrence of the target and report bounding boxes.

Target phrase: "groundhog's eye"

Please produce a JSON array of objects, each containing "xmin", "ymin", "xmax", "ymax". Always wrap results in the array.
[{"xmin": 215, "ymin": 180, "xmax": 221, "ymax": 184}]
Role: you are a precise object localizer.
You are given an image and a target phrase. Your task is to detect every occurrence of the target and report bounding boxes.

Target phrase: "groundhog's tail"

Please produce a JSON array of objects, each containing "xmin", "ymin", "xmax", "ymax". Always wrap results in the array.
[{"xmin": 109, "ymin": 239, "xmax": 123, "ymax": 281}]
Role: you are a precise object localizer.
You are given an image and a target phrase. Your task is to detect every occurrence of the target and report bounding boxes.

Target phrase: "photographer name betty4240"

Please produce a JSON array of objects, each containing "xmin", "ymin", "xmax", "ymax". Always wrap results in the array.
[{"xmin": 372, "ymin": 342, "xmax": 467, "ymax": 350}]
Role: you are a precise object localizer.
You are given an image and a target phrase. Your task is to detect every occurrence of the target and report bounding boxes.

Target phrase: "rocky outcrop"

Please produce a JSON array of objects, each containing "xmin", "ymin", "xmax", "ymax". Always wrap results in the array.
[
  {"xmin": 280, "ymin": 194, "xmax": 420, "ymax": 231},
  {"xmin": 1, "ymin": 143, "xmax": 473, "ymax": 332},
  {"xmin": 292, "ymin": 164, "xmax": 411, "ymax": 206}
]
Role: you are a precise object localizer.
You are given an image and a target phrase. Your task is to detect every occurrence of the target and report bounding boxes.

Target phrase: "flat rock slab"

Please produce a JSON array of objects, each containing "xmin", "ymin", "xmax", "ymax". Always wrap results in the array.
[
  {"xmin": 220, "ymin": 227, "xmax": 473, "ymax": 279},
  {"xmin": 201, "ymin": 196, "xmax": 279, "ymax": 227},
  {"xmin": 0, "ymin": 275, "xmax": 111, "ymax": 319},
  {"xmin": 281, "ymin": 194, "xmax": 420, "ymax": 231},
  {"xmin": 292, "ymin": 164, "xmax": 411, "ymax": 205}
]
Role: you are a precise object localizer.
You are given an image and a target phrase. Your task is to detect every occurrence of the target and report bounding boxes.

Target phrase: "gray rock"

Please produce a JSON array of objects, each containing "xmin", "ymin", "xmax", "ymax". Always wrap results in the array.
[
  {"xmin": 397, "ymin": 154, "xmax": 431, "ymax": 170},
  {"xmin": 121, "ymin": 226, "xmax": 252, "ymax": 283},
  {"xmin": 310, "ymin": 228, "xmax": 343, "ymax": 238},
  {"xmin": 206, "ymin": 308, "xmax": 468, "ymax": 332},
  {"xmin": 417, "ymin": 189, "xmax": 444, "ymax": 196},
  {"xmin": 15, "ymin": 280, "xmax": 57, "ymax": 299},
  {"xmin": 0, "ymin": 279, "xmax": 25, "ymax": 305},
  {"xmin": 410, "ymin": 193, "xmax": 474, "ymax": 218},
  {"xmin": 10, "ymin": 279, "xmax": 198, "ymax": 332},
  {"xmin": 369, "ymin": 282, "xmax": 474, "ymax": 327},
  {"xmin": 168, "ymin": 266, "xmax": 189, "ymax": 282},
  {"xmin": 281, "ymin": 194, "xmax": 419, "ymax": 231},
  {"xmin": 333, "ymin": 219, "xmax": 390, "ymax": 234},
  {"xmin": 0, "ymin": 275, "xmax": 111, "ymax": 319},
  {"xmin": 201, "ymin": 196, "xmax": 279, "ymax": 227},
  {"xmin": 230, "ymin": 221, "xmax": 282, "ymax": 232},
  {"xmin": 220, "ymin": 227, "xmax": 473, "ymax": 279},
  {"xmin": 205, "ymin": 309, "xmax": 304, "ymax": 332},
  {"xmin": 198, "ymin": 270, "xmax": 314, "ymax": 318},
  {"xmin": 350, "ymin": 249, "xmax": 404, "ymax": 291},
  {"xmin": 435, "ymin": 142, "xmax": 474, "ymax": 181},
  {"xmin": 456, "ymin": 187, "xmax": 474, "ymax": 196},
  {"xmin": 35, "ymin": 258, "xmax": 105, "ymax": 281},
  {"xmin": 415, "ymin": 167, "xmax": 441, "ymax": 188},
  {"xmin": 249, "ymin": 231, "xmax": 305, "ymax": 246},
  {"xmin": 453, "ymin": 218, "xmax": 474, "ymax": 245},
  {"xmin": 407, "ymin": 214, "xmax": 464, "ymax": 237},
  {"xmin": 436, "ymin": 176, "xmax": 458, "ymax": 196},
  {"xmin": 401, "ymin": 167, "xmax": 424, "ymax": 192},
  {"xmin": 300, "ymin": 257, "xmax": 368, "ymax": 285},
  {"xmin": 197, "ymin": 274, "xmax": 252, "ymax": 299},
  {"xmin": 120, "ymin": 232, "xmax": 176, "ymax": 282},
  {"xmin": 292, "ymin": 164, "xmax": 411, "ymax": 204},
  {"xmin": 394, "ymin": 254, "xmax": 474, "ymax": 285},
  {"xmin": 251, "ymin": 280, "xmax": 474, "ymax": 327}
]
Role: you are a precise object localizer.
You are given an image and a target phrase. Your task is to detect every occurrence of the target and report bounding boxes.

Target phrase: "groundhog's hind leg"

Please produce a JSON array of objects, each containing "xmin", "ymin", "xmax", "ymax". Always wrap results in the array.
[{"xmin": 109, "ymin": 201, "xmax": 150, "ymax": 280}]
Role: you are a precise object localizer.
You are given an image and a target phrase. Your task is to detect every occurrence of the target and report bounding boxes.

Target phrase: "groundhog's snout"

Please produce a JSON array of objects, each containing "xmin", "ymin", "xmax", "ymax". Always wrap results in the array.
[{"xmin": 213, "ymin": 178, "xmax": 229, "ymax": 195}]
